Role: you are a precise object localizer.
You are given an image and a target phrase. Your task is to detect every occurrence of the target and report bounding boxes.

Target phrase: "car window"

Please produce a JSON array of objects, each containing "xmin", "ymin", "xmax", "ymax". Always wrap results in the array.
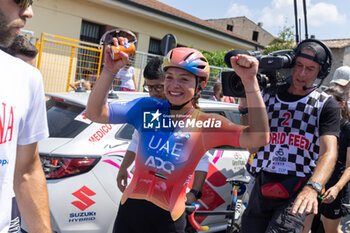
[
  {"xmin": 231, "ymin": 112, "xmax": 241, "ymax": 125},
  {"xmin": 46, "ymin": 98, "xmax": 90, "ymax": 138},
  {"xmin": 115, "ymin": 123, "xmax": 135, "ymax": 141},
  {"xmin": 202, "ymin": 110, "xmax": 226, "ymax": 117}
]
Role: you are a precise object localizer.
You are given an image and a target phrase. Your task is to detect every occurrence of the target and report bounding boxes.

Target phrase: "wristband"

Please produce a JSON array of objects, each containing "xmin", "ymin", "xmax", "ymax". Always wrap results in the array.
[
  {"xmin": 104, "ymin": 67, "xmax": 117, "ymax": 76},
  {"xmin": 318, "ymin": 187, "xmax": 326, "ymax": 200},
  {"xmin": 246, "ymin": 89, "xmax": 260, "ymax": 94}
]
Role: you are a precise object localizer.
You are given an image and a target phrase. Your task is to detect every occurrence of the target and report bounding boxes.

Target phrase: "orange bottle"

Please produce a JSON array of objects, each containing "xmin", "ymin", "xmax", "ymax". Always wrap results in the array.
[{"xmin": 110, "ymin": 42, "xmax": 135, "ymax": 60}]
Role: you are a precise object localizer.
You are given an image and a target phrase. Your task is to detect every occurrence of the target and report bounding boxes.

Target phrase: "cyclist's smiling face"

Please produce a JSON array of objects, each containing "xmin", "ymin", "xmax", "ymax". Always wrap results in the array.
[{"xmin": 164, "ymin": 67, "xmax": 196, "ymax": 107}]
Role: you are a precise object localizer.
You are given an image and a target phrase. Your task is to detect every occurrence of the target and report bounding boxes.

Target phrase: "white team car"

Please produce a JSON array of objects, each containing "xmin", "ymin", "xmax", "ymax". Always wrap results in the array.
[{"xmin": 22, "ymin": 91, "xmax": 250, "ymax": 233}]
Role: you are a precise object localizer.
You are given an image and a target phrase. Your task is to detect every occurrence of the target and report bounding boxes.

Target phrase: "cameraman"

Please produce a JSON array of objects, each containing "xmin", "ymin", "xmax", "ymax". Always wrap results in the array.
[{"xmin": 240, "ymin": 40, "xmax": 340, "ymax": 233}]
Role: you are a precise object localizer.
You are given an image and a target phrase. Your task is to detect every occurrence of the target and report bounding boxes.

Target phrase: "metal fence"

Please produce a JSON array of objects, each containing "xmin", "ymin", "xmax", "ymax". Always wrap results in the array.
[
  {"xmin": 123, "ymin": 51, "xmax": 162, "ymax": 92},
  {"xmin": 37, "ymin": 33, "xmax": 103, "ymax": 92},
  {"xmin": 36, "ymin": 33, "xmax": 232, "ymax": 96}
]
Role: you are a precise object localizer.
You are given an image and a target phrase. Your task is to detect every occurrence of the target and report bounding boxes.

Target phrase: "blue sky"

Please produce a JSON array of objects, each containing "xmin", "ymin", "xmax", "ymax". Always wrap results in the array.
[{"xmin": 157, "ymin": 0, "xmax": 349, "ymax": 40}]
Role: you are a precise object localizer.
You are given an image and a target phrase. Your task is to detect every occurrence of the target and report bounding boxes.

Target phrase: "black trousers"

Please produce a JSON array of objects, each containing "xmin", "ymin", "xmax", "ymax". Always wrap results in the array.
[{"xmin": 113, "ymin": 198, "xmax": 186, "ymax": 233}]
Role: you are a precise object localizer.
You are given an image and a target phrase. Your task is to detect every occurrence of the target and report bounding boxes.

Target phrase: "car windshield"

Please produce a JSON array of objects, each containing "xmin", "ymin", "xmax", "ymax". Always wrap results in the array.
[{"xmin": 46, "ymin": 98, "xmax": 90, "ymax": 138}]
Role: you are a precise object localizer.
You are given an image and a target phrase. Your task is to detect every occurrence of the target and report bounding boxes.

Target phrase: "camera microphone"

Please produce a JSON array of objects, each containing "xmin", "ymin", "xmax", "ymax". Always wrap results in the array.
[
  {"xmin": 224, "ymin": 49, "xmax": 261, "ymax": 68},
  {"xmin": 302, "ymin": 86, "xmax": 315, "ymax": 91}
]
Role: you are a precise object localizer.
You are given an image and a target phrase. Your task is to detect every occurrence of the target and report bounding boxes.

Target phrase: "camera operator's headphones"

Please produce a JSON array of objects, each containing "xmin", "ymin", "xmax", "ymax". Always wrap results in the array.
[{"xmin": 293, "ymin": 39, "xmax": 333, "ymax": 80}]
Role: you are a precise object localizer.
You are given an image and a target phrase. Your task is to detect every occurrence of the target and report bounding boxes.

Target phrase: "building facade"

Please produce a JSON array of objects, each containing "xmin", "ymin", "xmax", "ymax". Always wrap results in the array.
[
  {"xmin": 322, "ymin": 39, "xmax": 350, "ymax": 85},
  {"xmin": 23, "ymin": 0, "xmax": 273, "ymax": 93},
  {"xmin": 206, "ymin": 16, "xmax": 275, "ymax": 47},
  {"xmin": 25, "ymin": 0, "xmax": 264, "ymax": 54}
]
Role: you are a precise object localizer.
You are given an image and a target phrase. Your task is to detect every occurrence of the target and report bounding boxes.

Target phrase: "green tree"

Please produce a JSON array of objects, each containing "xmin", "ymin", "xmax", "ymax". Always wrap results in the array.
[
  {"xmin": 201, "ymin": 49, "xmax": 228, "ymax": 68},
  {"xmin": 199, "ymin": 49, "xmax": 230, "ymax": 82},
  {"xmin": 264, "ymin": 25, "xmax": 295, "ymax": 54}
]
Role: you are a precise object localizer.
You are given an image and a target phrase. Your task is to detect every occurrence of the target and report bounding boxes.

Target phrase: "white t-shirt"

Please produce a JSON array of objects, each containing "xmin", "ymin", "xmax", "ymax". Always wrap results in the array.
[
  {"xmin": 115, "ymin": 66, "xmax": 135, "ymax": 90},
  {"xmin": 127, "ymin": 130, "xmax": 209, "ymax": 172},
  {"xmin": 0, "ymin": 50, "xmax": 49, "ymax": 232}
]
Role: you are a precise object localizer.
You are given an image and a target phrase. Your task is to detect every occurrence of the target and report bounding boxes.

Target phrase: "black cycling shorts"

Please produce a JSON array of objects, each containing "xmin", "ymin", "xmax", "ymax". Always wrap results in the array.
[{"xmin": 113, "ymin": 198, "xmax": 186, "ymax": 233}]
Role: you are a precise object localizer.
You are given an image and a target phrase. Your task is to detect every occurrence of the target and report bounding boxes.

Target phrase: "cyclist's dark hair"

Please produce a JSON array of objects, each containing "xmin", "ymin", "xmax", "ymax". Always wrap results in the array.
[
  {"xmin": 325, "ymin": 86, "xmax": 350, "ymax": 120},
  {"xmin": 192, "ymin": 91, "xmax": 200, "ymax": 109},
  {"xmin": 191, "ymin": 76, "xmax": 206, "ymax": 109},
  {"xmin": 2, "ymin": 35, "xmax": 38, "ymax": 58},
  {"xmin": 143, "ymin": 56, "xmax": 164, "ymax": 80}
]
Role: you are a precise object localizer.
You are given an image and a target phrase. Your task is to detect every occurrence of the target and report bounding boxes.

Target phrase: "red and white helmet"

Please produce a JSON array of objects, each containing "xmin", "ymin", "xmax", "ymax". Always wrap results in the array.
[{"xmin": 162, "ymin": 47, "xmax": 210, "ymax": 87}]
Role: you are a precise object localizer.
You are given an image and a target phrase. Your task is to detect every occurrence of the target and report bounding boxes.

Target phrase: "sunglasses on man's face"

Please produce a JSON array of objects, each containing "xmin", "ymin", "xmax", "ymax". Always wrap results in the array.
[
  {"xmin": 14, "ymin": 0, "xmax": 33, "ymax": 9},
  {"xmin": 143, "ymin": 84, "xmax": 164, "ymax": 92}
]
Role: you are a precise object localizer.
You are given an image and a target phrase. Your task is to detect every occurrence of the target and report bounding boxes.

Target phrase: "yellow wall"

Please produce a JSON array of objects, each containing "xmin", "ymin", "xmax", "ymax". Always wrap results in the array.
[{"xmin": 25, "ymin": 0, "xmax": 82, "ymax": 40}]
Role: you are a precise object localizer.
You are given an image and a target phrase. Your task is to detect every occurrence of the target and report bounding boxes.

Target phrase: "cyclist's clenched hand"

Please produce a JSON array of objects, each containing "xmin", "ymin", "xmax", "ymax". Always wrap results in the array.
[
  {"xmin": 117, "ymin": 167, "xmax": 128, "ymax": 192},
  {"xmin": 290, "ymin": 185, "xmax": 318, "ymax": 215},
  {"xmin": 230, "ymin": 54, "xmax": 259, "ymax": 83},
  {"xmin": 104, "ymin": 37, "xmax": 129, "ymax": 74}
]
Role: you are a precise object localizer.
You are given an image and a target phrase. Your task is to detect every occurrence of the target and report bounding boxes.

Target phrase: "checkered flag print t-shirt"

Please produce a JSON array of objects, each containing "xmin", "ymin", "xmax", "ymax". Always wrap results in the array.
[{"xmin": 249, "ymin": 89, "xmax": 330, "ymax": 177}]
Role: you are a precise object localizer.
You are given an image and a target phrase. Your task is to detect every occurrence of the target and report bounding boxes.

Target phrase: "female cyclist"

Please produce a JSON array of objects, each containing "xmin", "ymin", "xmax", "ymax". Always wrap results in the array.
[{"xmin": 86, "ymin": 37, "xmax": 269, "ymax": 233}]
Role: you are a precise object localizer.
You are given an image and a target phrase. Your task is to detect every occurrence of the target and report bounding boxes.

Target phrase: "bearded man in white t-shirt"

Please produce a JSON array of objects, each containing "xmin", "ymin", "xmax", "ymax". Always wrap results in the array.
[{"xmin": 0, "ymin": 1, "xmax": 51, "ymax": 232}]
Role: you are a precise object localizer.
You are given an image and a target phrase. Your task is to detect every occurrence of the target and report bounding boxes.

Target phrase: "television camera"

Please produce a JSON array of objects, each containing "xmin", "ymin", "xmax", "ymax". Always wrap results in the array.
[{"xmin": 221, "ymin": 49, "xmax": 295, "ymax": 97}]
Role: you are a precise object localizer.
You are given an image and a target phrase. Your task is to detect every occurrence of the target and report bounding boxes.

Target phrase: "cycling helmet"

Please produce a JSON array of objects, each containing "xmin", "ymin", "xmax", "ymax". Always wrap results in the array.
[{"xmin": 162, "ymin": 47, "xmax": 210, "ymax": 87}]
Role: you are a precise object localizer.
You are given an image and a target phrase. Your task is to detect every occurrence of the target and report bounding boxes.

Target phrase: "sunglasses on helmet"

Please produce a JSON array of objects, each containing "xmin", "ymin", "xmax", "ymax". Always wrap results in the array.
[
  {"xmin": 100, "ymin": 29, "xmax": 137, "ymax": 45},
  {"xmin": 14, "ymin": 0, "xmax": 33, "ymax": 9}
]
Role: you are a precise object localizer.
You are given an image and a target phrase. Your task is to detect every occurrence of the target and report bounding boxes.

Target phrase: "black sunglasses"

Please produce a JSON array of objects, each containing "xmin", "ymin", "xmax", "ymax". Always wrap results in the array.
[
  {"xmin": 100, "ymin": 29, "xmax": 137, "ymax": 45},
  {"xmin": 14, "ymin": 0, "xmax": 33, "ymax": 9},
  {"xmin": 143, "ymin": 84, "xmax": 164, "ymax": 92}
]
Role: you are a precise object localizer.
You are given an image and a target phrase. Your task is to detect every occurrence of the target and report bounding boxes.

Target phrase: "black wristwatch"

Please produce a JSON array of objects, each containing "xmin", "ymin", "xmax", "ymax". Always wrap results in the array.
[
  {"xmin": 190, "ymin": 189, "xmax": 202, "ymax": 199},
  {"xmin": 306, "ymin": 181, "xmax": 323, "ymax": 195}
]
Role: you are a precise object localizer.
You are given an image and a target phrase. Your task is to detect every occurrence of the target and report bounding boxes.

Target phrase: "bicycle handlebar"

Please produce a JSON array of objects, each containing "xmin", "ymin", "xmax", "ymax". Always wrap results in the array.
[{"xmin": 186, "ymin": 203, "xmax": 209, "ymax": 232}]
